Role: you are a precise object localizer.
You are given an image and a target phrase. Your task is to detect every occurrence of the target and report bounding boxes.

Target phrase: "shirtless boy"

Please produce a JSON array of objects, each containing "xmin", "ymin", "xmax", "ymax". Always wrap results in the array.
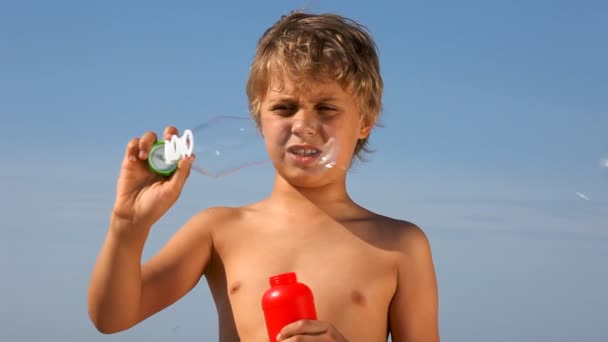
[{"xmin": 88, "ymin": 11, "xmax": 439, "ymax": 342}]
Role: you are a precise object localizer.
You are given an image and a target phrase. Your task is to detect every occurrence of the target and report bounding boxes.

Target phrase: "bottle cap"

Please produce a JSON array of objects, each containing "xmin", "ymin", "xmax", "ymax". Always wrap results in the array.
[
  {"xmin": 269, "ymin": 272, "xmax": 297, "ymax": 286},
  {"xmin": 148, "ymin": 141, "xmax": 178, "ymax": 176}
]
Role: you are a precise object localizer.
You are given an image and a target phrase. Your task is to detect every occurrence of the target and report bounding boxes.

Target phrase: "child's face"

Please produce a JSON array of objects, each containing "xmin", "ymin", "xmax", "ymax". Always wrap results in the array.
[{"xmin": 258, "ymin": 74, "xmax": 372, "ymax": 184}]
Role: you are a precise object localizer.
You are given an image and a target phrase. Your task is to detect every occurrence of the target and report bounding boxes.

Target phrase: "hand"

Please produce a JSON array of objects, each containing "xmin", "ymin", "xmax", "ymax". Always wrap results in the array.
[
  {"xmin": 112, "ymin": 126, "xmax": 194, "ymax": 230},
  {"xmin": 277, "ymin": 320, "xmax": 348, "ymax": 341}
]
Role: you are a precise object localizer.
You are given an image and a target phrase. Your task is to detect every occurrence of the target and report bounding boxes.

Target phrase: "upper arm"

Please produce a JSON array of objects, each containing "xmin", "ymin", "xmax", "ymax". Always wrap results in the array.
[
  {"xmin": 389, "ymin": 225, "xmax": 440, "ymax": 342},
  {"xmin": 137, "ymin": 207, "xmax": 230, "ymax": 321}
]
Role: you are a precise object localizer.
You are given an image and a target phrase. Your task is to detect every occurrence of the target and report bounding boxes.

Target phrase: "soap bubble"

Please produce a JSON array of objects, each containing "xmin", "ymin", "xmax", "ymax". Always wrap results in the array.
[
  {"xmin": 188, "ymin": 115, "xmax": 269, "ymax": 177},
  {"xmin": 147, "ymin": 115, "xmax": 339, "ymax": 178},
  {"xmin": 575, "ymin": 192, "xmax": 590, "ymax": 201},
  {"xmin": 148, "ymin": 115, "xmax": 266, "ymax": 178},
  {"xmin": 600, "ymin": 156, "xmax": 608, "ymax": 169}
]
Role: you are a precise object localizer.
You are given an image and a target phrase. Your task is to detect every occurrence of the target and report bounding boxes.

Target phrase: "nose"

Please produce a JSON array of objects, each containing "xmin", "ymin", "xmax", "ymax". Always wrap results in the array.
[{"xmin": 291, "ymin": 119, "xmax": 318, "ymax": 138}]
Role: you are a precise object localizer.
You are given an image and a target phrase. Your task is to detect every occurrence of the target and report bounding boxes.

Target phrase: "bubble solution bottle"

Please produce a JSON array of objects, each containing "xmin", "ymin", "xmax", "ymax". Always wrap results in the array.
[{"xmin": 262, "ymin": 272, "xmax": 317, "ymax": 342}]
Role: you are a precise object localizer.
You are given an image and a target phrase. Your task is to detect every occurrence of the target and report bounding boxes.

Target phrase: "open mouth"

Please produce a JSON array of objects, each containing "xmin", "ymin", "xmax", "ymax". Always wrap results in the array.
[
  {"xmin": 287, "ymin": 145, "xmax": 322, "ymax": 164},
  {"xmin": 287, "ymin": 146, "xmax": 321, "ymax": 156}
]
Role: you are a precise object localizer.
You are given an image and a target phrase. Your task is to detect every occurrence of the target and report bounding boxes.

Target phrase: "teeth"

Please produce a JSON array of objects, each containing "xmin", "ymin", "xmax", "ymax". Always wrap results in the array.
[{"xmin": 294, "ymin": 148, "xmax": 317, "ymax": 156}]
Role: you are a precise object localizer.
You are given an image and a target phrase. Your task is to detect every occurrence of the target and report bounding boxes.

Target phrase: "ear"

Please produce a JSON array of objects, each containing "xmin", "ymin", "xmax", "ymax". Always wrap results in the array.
[{"xmin": 358, "ymin": 112, "xmax": 378, "ymax": 139}]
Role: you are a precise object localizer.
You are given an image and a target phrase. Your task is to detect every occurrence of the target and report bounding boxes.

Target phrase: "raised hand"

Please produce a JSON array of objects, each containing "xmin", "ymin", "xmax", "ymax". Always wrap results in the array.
[{"xmin": 112, "ymin": 126, "xmax": 195, "ymax": 231}]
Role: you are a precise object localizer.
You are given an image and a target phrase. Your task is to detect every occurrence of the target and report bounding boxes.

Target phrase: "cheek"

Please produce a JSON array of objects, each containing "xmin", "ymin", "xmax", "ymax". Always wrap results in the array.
[
  {"xmin": 343, "ymin": 122, "xmax": 363, "ymax": 146},
  {"xmin": 261, "ymin": 123, "xmax": 290, "ymax": 154},
  {"xmin": 331, "ymin": 124, "xmax": 362, "ymax": 164}
]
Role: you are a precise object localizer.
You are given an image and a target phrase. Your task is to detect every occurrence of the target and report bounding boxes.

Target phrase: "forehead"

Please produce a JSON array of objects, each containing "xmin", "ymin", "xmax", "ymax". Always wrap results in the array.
[{"xmin": 265, "ymin": 73, "xmax": 351, "ymax": 101}]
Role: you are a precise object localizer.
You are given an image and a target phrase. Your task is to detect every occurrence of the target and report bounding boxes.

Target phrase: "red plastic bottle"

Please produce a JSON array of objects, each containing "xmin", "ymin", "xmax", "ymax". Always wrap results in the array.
[{"xmin": 262, "ymin": 272, "xmax": 318, "ymax": 342}]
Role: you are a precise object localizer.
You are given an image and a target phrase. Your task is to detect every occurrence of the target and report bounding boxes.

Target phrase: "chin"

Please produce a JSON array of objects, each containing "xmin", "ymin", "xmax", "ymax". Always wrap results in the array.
[{"xmin": 275, "ymin": 164, "xmax": 338, "ymax": 188}]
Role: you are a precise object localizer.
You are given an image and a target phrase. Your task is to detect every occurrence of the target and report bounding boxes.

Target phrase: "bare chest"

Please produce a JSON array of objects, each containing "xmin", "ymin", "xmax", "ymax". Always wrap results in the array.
[{"xmin": 206, "ymin": 220, "xmax": 397, "ymax": 341}]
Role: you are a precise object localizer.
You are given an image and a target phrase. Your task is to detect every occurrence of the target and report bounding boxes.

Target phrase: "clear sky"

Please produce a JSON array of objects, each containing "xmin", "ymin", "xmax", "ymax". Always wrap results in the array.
[{"xmin": 1, "ymin": 0, "xmax": 607, "ymax": 341}]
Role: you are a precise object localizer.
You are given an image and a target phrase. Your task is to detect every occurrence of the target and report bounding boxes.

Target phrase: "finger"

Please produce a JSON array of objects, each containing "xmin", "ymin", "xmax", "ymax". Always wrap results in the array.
[
  {"xmin": 138, "ymin": 131, "xmax": 158, "ymax": 160},
  {"xmin": 281, "ymin": 336, "xmax": 322, "ymax": 342},
  {"xmin": 168, "ymin": 154, "xmax": 195, "ymax": 189},
  {"xmin": 278, "ymin": 320, "xmax": 328, "ymax": 340},
  {"xmin": 124, "ymin": 137, "xmax": 141, "ymax": 163},
  {"xmin": 163, "ymin": 125, "xmax": 179, "ymax": 141}
]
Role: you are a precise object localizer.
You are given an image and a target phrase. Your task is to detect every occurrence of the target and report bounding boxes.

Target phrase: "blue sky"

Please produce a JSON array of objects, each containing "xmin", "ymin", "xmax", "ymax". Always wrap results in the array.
[{"xmin": 1, "ymin": 0, "xmax": 607, "ymax": 341}]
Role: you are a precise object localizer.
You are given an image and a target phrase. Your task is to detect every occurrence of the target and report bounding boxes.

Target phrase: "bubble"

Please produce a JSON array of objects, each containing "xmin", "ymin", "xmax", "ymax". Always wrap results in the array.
[
  {"xmin": 147, "ymin": 115, "xmax": 339, "ymax": 178},
  {"xmin": 600, "ymin": 156, "xmax": 608, "ymax": 169},
  {"xmin": 148, "ymin": 115, "xmax": 266, "ymax": 177}
]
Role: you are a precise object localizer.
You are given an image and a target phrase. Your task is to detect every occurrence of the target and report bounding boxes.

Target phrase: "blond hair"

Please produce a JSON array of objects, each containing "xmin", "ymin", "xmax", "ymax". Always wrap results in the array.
[{"xmin": 246, "ymin": 11, "xmax": 383, "ymax": 161}]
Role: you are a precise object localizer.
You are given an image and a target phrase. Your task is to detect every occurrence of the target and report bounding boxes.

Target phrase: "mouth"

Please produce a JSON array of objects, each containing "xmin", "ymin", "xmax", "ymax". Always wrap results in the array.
[
  {"xmin": 287, "ymin": 144, "xmax": 322, "ymax": 157},
  {"xmin": 286, "ymin": 144, "xmax": 322, "ymax": 165}
]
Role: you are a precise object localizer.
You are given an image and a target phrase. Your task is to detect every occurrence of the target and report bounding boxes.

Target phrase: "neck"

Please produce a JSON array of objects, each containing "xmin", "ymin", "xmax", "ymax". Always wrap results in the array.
[{"xmin": 266, "ymin": 173, "xmax": 353, "ymax": 214}]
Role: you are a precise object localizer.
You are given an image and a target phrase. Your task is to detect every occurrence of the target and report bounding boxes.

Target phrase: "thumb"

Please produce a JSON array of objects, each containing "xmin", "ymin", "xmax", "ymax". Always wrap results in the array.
[{"xmin": 168, "ymin": 155, "xmax": 195, "ymax": 189}]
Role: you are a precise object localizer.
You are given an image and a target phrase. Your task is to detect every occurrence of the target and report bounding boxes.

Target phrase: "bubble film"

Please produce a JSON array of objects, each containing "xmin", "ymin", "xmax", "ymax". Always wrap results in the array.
[{"xmin": 148, "ymin": 115, "xmax": 339, "ymax": 178}]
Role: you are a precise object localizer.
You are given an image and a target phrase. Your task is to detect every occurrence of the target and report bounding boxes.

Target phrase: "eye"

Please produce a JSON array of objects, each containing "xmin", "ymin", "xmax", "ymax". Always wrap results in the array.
[
  {"xmin": 316, "ymin": 105, "xmax": 338, "ymax": 118},
  {"xmin": 270, "ymin": 104, "xmax": 297, "ymax": 116}
]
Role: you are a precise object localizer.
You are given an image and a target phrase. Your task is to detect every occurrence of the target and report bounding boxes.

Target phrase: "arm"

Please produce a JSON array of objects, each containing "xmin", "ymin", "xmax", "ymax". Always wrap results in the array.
[
  {"xmin": 87, "ymin": 209, "xmax": 215, "ymax": 333},
  {"xmin": 389, "ymin": 225, "xmax": 440, "ymax": 342},
  {"xmin": 88, "ymin": 126, "xmax": 214, "ymax": 333}
]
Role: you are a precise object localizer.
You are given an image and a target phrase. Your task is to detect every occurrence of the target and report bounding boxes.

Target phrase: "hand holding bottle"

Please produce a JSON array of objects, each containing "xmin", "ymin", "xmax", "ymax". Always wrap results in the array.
[
  {"xmin": 262, "ymin": 273, "xmax": 318, "ymax": 341},
  {"xmin": 112, "ymin": 126, "xmax": 195, "ymax": 230}
]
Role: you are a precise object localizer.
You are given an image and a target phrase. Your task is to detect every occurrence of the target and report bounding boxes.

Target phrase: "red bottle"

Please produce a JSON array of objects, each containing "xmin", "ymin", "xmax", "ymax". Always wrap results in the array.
[{"xmin": 262, "ymin": 272, "xmax": 318, "ymax": 342}]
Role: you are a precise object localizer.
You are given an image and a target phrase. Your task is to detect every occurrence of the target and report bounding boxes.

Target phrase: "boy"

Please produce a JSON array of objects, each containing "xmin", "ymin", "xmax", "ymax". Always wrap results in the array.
[{"xmin": 88, "ymin": 11, "xmax": 439, "ymax": 342}]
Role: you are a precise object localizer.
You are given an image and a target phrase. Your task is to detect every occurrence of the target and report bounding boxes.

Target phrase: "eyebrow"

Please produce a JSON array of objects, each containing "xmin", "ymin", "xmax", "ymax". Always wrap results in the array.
[
  {"xmin": 314, "ymin": 96, "xmax": 340, "ymax": 103},
  {"xmin": 267, "ymin": 96, "xmax": 341, "ymax": 103}
]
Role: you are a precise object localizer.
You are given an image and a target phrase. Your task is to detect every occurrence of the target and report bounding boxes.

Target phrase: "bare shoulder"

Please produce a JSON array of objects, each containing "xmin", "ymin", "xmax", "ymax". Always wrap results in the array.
[
  {"xmin": 144, "ymin": 205, "xmax": 245, "ymax": 262},
  {"xmin": 188, "ymin": 205, "xmax": 244, "ymax": 226},
  {"xmin": 164, "ymin": 206, "xmax": 244, "ymax": 246},
  {"xmin": 393, "ymin": 219, "xmax": 431, "ymax": 254},
  {"xmin": 183, "ymin": 204, "xmax": 258, "ymax": 238},
  {"xmin": 368, "ymin": 213, "xmax": 432, "ymax": 255}
]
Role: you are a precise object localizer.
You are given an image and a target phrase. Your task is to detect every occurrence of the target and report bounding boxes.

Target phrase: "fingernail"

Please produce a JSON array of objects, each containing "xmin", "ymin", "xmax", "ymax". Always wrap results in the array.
[
  {"xmin": 129, "ymin": 155, "xmax": 137, "ymax": 162},
  {"xmin": 276, "ymin": 333, "xmax": 281, "ymax": 340},
  {"xmin": 139, "ymin": 151, "xmax": 146, "ymax": 159}
]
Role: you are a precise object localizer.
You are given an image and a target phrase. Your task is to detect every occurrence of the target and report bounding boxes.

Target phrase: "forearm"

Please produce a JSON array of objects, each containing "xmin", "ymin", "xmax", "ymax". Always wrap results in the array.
[{"xmin": 87, "ymin": 217, "xmax": 151, "ymax": 333}]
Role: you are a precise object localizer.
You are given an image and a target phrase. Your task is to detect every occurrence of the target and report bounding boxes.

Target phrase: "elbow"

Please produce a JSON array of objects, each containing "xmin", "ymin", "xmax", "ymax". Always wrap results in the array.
[
  {"xmin": 88, "ymin": 311, "xmax": 121, "ymax": 334},
  {"xmin": 92, "ymin": 323, "xmax": 119, "ymax": 335},
  {"xmin": 86, "ymin": 286, "xmax": 141, "ymax": 334},
  {"xmin": 89, "ymin": 316, "xmax": 131, "ymax": 335},
  {"xmin": 89, "ymin": 317, "xmax": 114, "ymax": 334},
  {"xmin": 87, "ymin": 305, "xmax": 133, "ymax": 334}
]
